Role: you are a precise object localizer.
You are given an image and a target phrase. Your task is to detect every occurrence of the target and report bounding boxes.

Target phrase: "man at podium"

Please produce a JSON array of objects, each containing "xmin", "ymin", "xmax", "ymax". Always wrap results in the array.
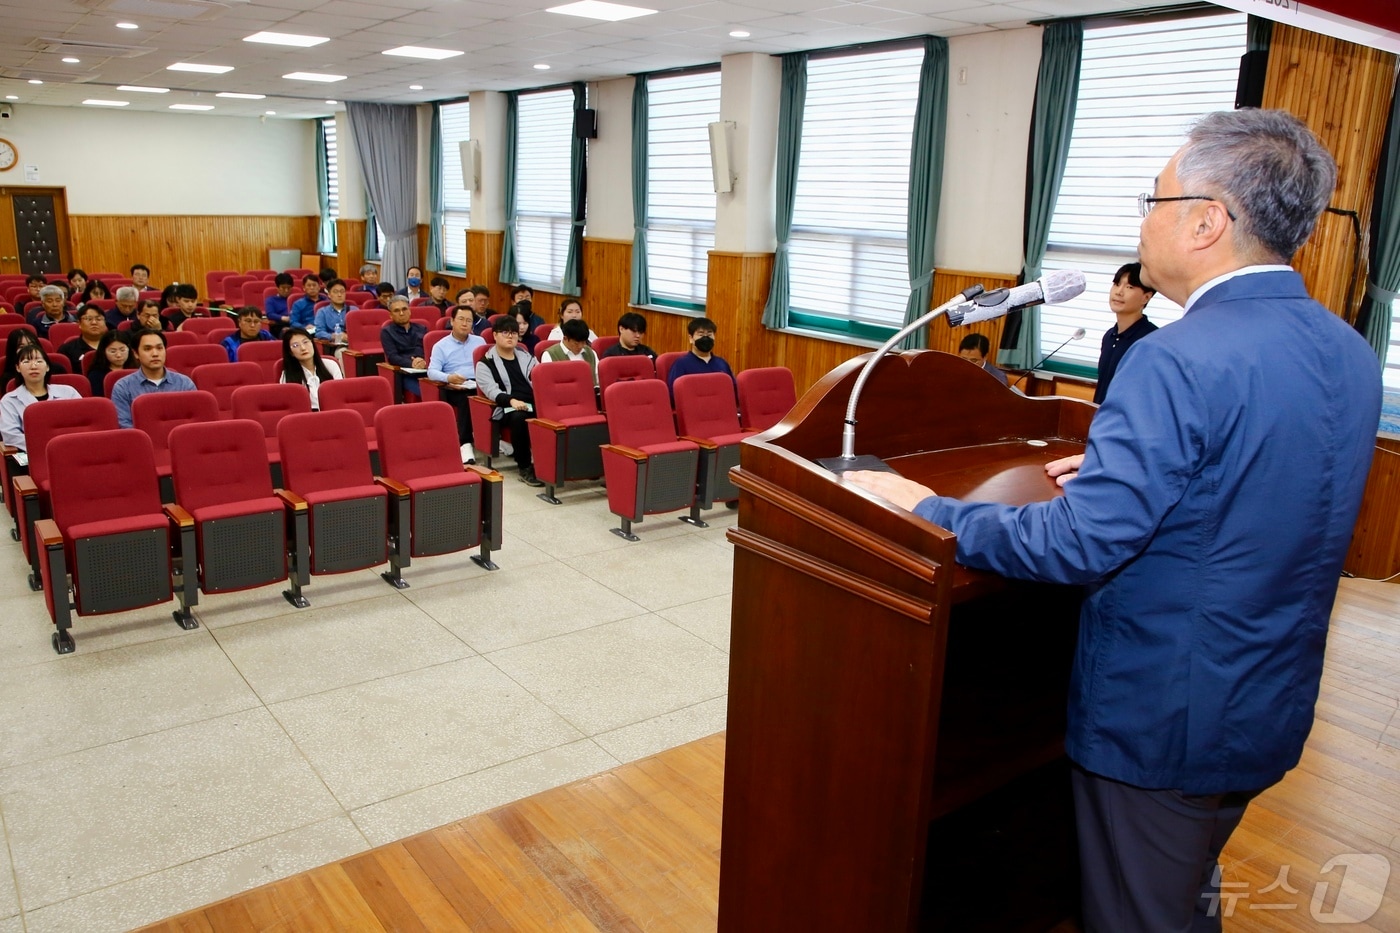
[{"xmin": 848, "ymin": 109, "xmax": 1381, "ymax": 933}]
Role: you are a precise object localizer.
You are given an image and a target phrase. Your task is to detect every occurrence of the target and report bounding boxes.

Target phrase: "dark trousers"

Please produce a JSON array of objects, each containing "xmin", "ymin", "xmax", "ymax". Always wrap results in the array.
[
  {"xmin": 1072, "ymin": 764, "xmax": 1261, "ymax": 933},
  {"xmin": 496, "ymin": 408, "xmax": 532, "ymax": 470},
  {"xmin": 440, "ymin": 389, "xmax": 474, "ymax": 445}
]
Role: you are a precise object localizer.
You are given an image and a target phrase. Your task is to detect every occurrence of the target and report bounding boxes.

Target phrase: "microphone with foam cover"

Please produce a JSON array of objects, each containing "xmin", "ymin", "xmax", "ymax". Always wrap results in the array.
[{"xmin": 947, "ymin": 268, "xmax": 1086, "ymax": 327}]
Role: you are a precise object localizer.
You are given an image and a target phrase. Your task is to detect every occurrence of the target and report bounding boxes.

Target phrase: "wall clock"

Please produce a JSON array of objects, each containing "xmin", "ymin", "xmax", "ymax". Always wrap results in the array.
[{"xmin": 0, "ymin": 139, "xmax": 16, "ymax": 171}]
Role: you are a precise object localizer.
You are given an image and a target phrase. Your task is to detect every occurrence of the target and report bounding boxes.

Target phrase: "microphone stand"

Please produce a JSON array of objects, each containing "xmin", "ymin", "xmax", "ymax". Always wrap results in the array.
[
  {"xmin": 1008, "ymin": 328, "xmax": 1086, "ymax": 391},
  {"xmin": 817, "ymin": 285, "xmax": 984, "ymax": 474}
]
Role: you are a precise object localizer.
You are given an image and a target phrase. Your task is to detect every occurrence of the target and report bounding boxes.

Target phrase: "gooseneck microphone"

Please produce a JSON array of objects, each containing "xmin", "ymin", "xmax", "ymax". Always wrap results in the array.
[
  {"xmin": 818, "ymin": 269, "xmax": 1086, "ymax": 475},
  {"xmin": 1009, "ymin": 327, "xmax": 1087, "ymax": 390}
]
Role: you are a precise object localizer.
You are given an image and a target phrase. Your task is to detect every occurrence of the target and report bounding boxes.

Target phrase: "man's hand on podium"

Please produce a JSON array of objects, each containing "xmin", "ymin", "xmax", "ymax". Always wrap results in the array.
[
  {"xmin": 1045, "ymin": 454, "xmax": 1084, "ymax": 487},
  {"xmin": 844, "ymin": 471, "xmax": 936, "ymax": 511}
]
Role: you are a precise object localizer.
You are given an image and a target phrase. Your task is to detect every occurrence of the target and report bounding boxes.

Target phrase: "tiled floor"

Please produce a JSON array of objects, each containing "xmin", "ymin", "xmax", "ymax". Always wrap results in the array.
[{"xmin": 0, "ymin": 472, "xmax": 735, "ymax": 933}]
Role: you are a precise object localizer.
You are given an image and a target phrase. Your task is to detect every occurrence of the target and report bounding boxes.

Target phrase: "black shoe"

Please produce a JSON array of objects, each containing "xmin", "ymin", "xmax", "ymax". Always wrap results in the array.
[{"xmin": 519, "ymin": 468, "xmax": 545, "ymax": 488}]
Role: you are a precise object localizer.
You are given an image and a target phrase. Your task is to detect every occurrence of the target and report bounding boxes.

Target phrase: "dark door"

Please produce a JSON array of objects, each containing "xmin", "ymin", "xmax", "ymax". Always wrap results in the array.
[{"xmin": 0, "ymin": 187, "xmax": 70, "ymax": 275}]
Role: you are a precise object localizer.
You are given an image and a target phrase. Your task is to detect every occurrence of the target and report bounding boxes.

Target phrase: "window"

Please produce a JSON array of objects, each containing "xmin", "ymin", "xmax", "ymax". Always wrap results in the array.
[
  {"xmin": 440, "ymin": 100, "xmax": 471, "ymax": 271},
  {"xmin": 788, "ymin": 45, "xmax": 924, "ymax": 340},
  {"xmin": 1039, "ymin": 11, "xmax": 1247, "ymax": 373},
  {"xmin": 646, "ymin": 69, "xmax": 720, "ymax": 309},
  {"xmin": 514, "ymin": 89, "xmax": 575, "ymax": 290},
  {"xmin": 1387, "ymin": 300, "xmax": 1400, "ymax": 390},
  {"xmin": 321, "ymin": 117, "xmax": 339, "ymax": 252}
]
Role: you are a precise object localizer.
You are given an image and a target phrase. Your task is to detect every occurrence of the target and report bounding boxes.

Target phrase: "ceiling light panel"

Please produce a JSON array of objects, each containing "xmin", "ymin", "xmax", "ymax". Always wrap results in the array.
[
  {"xmin": 546, "ymin": 1, "xmax": 656, "ymax": 22},
  {"xmin": 83, "ymin": 99, "xmax": 129, "ymax": 106},
  {"xmin": 169, "ymin": 103, "xmax": 214, "ymax": 110},
  {"xmin": 167, "ymin": 62, "xmax": 234, "ymax": 74},
  {"xmin": 382, "ymin": 46, "xmax": 464, "ymax": 60},
  {"xmin": 243, "ymin": 31, "xmax": 329, "ymax": 48},
  {"xmin": 283, "ymin": 72, "xmax": 348, "ymax": 82},
  {"xmin": 117, "ymin": 84, "xmax": 169, "ymax": 92},
  {"xmin": 215, "ymin": 92, "xmax": 266, "ymax": 99}
]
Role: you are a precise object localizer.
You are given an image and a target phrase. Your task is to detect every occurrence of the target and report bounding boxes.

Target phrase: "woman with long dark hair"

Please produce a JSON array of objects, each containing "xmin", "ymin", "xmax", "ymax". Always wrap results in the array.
[
  {"xmin": 279, "ymin": 326, "xmax": 341, "ymax": 410},
  {"xmin": 88, "ymin": 330, "xmax": 135, "ymax": 397}
]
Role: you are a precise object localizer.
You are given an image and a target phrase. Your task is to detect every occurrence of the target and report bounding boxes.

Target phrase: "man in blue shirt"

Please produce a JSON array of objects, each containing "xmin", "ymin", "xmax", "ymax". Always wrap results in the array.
[
  {"xmin": 428, "ymin": 304, "xmax": 486, "ymax": 463},
  {"xmin": 288, "ymin": 274, "xmax": 322, "ymax": 331},
  {"xmin": 848, "ymin": 110, "xmax": 1381, "ymax": 933},
  {"xmin": 666, "ymin": 316, "xmax": 734, "ymax": 399},
  {"xmin": 313, "ymin": 279, "xmax": 355, "ymax": 339},
  {"xmin": 380, "ymin": 296, "xmax": 427, "ymax": 398},
  {"xmin": 111, "ymin": 329, "xmax": 197, "ymax": 428},
  {"xmin": 221, "ymin": 306, "xmax": 275, "ymax": 362},
  {"xmin": 263, "ymin": 272, "xmax": 296, "ymax": 333}
]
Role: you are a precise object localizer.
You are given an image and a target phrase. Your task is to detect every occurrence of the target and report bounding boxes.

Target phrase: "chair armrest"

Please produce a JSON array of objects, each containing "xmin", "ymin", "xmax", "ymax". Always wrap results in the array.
[
  {"xmin": 34, "ymin": 518, "xmax": 62, "ymax": 548},
  {"xmin": 377, "ymin": 361, "xmax": 401, "ymax": 373},
  {"xmin": 468, "ymin": 394, "xmax": 495, "ymax": 408},
  {"xmin": 163, "ymin": 503, "xmax": 194, "ymax": 528},
  {"xmin": 528, "ymin": 416, "xmax": 567, "ymax": 433},
  {"xmin": 2, "ymin": 445, "xmax": 15, "ymax": 457},
  {"xmin": 600, "ymin": 443, "xmax": 649, "ymax": 462},
  {"xmin": 342, "ymin": 348, "xmax": 365, "ymax": 358},
  {"xmin": 14, "ymin": 474, "xmax": 37, "ymax": 498},
  {"xmin": 276, "ymin": 489, "xmax": 308, "ymax": 512},
  {"xmin": 375, "ymin": 476, "xmax": 411, "ymax": 498},
  {"xmin": 680, "ymin": 435, "xmax": 719, "ymax": 451},
  {"xmin": 465, "ymin": 464, "xmax": 503, "ymax": 483}
]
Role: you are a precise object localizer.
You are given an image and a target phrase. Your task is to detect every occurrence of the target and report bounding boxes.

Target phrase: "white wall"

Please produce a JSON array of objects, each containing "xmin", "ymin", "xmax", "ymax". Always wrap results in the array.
[
  {"xmin": 1, "ymin": 104, "xmax": 317, "ymax": 216},
  {"xmin": 587, "ymin": 77, "xmax": 634, "ymax": 241},
  {"xmin": 470, "ymin": 91, "xmax": 508, "ymax": 231}
]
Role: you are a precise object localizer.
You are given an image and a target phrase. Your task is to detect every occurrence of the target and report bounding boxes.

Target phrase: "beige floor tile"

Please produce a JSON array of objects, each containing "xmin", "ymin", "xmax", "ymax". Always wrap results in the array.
[
  {"xmin": 488, "ymin": 615, "xmax": 730, "ymax": 735},
  {"xmin": 0, "ymin": 915, "xmax": 19, "ymax": 933},
  {"xmin": 408, "ymin": 562, "xmax": 647, "ymax": 653},
  {"xmin": 565, "ymin": 532, "xmax": 734, "ymax": 611},
  {"xmin": 592, "ymin": 698, "xmax": 729, "ymax": 764},
  {"xmin": 268, "ymin": 657, "xmax": 584, "ymax": 810},
  {"xmin": 657, "ymin": 592, "xmax": 733, "ymax": 653},
  {"xmin": 20, "ymin": 816, "xmax": 369, "ymax": 933},
  {"xmin": 508, "ymin": 494, "xmax": 694, "ymax": 559},
  {"xmin": 0, "ymin": 708, "xmax": 342, "ymax": 910},
  {"xmin": 192, "ymin": 568, "xmax": 394, "ymax": 630},
  {"xmin": 0, "ymin": 595, "xmax": 191, "ymax": 671},
  {"xmin": 212, "ymin": 593, "xmax": 473, "ymax": 704},
  {"xmin": 400, "ymin": 528, "xmax": 555, "ymax": 591},
  {"xmin": 0, "ymin": 631, "xmax": 258, "ymax": 770},
  {"xmin": 351, "ymin": 738, "xmax": 619, "ymax": 848},
  {"xmin": 0, "ymin": 834, "xmax": 16, "ymax": 920}
]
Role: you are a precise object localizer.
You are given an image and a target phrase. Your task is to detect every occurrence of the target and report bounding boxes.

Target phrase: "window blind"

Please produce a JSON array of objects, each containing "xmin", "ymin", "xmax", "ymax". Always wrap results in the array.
[
  {"xmin": 515, "ymin": 88, "xmax": 574, "ymax": 290},
  {"xmin": 440, "ymin": 100, "xmax": 471, "ymax": 271},
  {"xmin": 647, "ymin": 69, "xmax": 720, "ymax": 308}
]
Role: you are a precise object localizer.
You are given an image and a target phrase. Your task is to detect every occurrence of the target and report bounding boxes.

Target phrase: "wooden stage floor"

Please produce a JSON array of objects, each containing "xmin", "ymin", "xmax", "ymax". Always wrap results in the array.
[{"xmin": 139, "ymin": 579, "xmax": 1400, "ymax": 932}]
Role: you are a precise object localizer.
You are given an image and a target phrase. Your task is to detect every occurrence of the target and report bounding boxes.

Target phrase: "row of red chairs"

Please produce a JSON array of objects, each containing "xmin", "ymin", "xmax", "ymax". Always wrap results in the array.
[{"xmin": 19, "ymin": 397, "xmax": 501, "ymax": 654}]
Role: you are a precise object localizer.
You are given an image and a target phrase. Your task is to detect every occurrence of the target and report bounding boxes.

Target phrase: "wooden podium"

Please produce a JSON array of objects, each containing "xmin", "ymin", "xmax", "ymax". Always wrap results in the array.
[{"xmin": 719, "ymin": 350, "xmax": 1095, "ymax": 932}]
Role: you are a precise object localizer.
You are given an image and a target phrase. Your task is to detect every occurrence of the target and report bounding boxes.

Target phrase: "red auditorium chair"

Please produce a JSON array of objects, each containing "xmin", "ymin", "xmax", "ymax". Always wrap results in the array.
[
  {"xmin": 180, "ymin": 317, "xmax": 232, "ymax": 338},
  {"xmin": 165, "ymin": 343, "xmax": 227, "ymax": 375},
  {"xmin": 674, "ymin": 372, "xmax": 750, "ymax": 511},
  {"xmin": 35, "ymin": 429, "xmax": 200, "ymax": 654},
  {"xmin": 0, "ymin": 313, "xmax": 23, "ymax": 325},
  {"xmin": 318, "ymin": 376, "xmax": 391, "ymax": 473},
  {"xmin": 15, "ymin": 397, "xmax": 121, "ymax": 590},
  {"xmin": 192, "ymin": 362, "xmax": 264, "ymax": 420},
  {"xmin": 408, "ymin": 306, "xmax": 438, "ymax": 327},
  {"xmin": 205, "ymin": 327, "xmax": 237, "ymax": 347},
  {"xmin": 374, "ymin": 402, "xmax": 502, "ymax": 570},
  {"xmin": 533, "ymin": 339, "xmax": 559, "ymax": 361},
  {"xmin": 409, "ymin": 297, "xmax": 436, "ymax": 307},
  {"xmin": 47, "ymin": 322, "xmax": 79, "ymax": 346},
  {"xmin": 245, "ymin": 269, "xmax": 276, "ymax": 280},
  {"xmin": 276, "ymin": 409, "xmax": 411, "ymax": 597},
  {"xmin": 131, "ymin": 389, "xmax": 220, "ymax": 501},
  {"xmin": 237, "ymin": 341, "xmax": 283, "ymax": 383},
  {"xmin": 599, "ymin": 379, "xmax": 701, "ymax": 541},
  {"xmin": 217, "ymin": 275, "xmax": 253, "ymax": 307},
  {"xmin": 164, "ymin": 331, "xmax": 201, "ymax": 347},
  {"xmin": 51, "ymin": 374, "xmax": 91, "ymax": 397},
  {"xmin": 533, "ymin": 323, "xmax": 553, "ymax": 342},
  {"xmin": 737, "ymin": 366, "xmax": 798, "ymax": 432},
  {"xmin": 241, "ymin": 280, "xmax": 271, "ymax": 310},
  {"xmin": 341, "ymin": 309, "xmax": 390, "ymax": 377},
  {"xmin": 45, "ymin": 354, "xmax": 71, "ymax": 375},
  {"xmin": 169, "ymin": 419, "xmax": 300, "ymax": 607},
  {"xmin": 205, "ymin": 270, "xmax": 237, "ymax": 304},
  {"xmin": 592, "ymin": 336, "xmax": 620, "ymax": 355},
  {"xmin": 526, "ymin": 360, "xmax": 608, "ymax": 505},
  {"xmin": 597, "ymin": 355, "xmax": 657, "ymax": 410},
  {"xmin": 655, "ymin": 351, "xmax": 685, "ymax": 385},
  {"xmin": 230, "ymin": 383, "xmax": 311, "ymax": 486}
]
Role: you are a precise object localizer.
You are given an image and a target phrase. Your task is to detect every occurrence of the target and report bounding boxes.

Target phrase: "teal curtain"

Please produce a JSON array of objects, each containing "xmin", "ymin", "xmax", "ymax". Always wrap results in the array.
[
  {"xmin": 900, "ymin": 37, "xmax": 949, "ymax": 350},
  {"xmin": 630, "ymin": 74, "xmax": 651, "ymax": 305},
  {"xmin": 1358, "ymin": 69, "xmax": 1400, "ymax": 361},
  {"xmin": 1246, "ymin": 14, "xmax": 1273, "ymax": 52},
  {"xmin": 498, "ymin": 92, "xmax": 520, "ymax": 285},
  {"xmin": 1000, "ymin": 20, "xmax": 1082, "ymax": 370},
  {"xmin": 560, "ymin": 82, "xmax": 587, "ymax": 297},
  {"xmin": 762, "ymin": 53, "xmax": 807, "ymax": 330},
  {"xmin": 427, "ymin": 102, "xmax": 444, "ymax": 271},
  {"xmin": 315, "ymin": 119, "xmax": 334, "ymax": 253},
  {"xmin": 365, "ymin": 190, "xmax": 380, "ymax": 260}
]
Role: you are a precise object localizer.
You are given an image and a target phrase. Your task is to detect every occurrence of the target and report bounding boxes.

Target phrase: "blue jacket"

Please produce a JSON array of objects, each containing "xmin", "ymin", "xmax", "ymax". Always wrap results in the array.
[
  {"xmin": 289, "ymin": 296, "xmax": 318, "ymax": 330},
  {"xmin": 915, "ymin": 270, "xmax": 1381, "ymax": 794}
]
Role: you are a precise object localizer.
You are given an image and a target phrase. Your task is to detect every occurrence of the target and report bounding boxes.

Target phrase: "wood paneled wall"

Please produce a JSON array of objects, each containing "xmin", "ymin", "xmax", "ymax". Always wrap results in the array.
[
  {"xmin": 335, "ymin": 220, "xmax": 365, "ymax": 281},
  {"xmin": 1345, "ymin": 443, "xmax": 1400, "ymax": 582},
  {"xmin": 1262, "ymin": 24, "xmax": 1397, "ymax": 320},
  {"xmin": 466, "ymin": 230, "xmax": 506, "ymax": 310},
  {"xmin": 929, "ymin": 271, "xmax": 1015, "ymax": 358},
  {"xmin": 70, "ymin": 215, "xmax": 318, "ymax": 293}
]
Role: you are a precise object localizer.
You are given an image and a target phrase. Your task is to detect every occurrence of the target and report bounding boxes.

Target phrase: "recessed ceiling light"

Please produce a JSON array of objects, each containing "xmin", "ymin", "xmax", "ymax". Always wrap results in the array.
[
  {"xmin": 115, "ymin": 22, "xmax": 138, "ymax": 30},
  {"xmin": 27, "ymin": 80, "xmax": 42, "ymax": 85},
  {"xmin": 283, "ymin": 72, "xmax": 347, "ymax": 83},
  {"xmin": 243, "ymin": 31, "xmax": 329, "ymax": 48},
  {"xmin": 265, "ymin": 110, "xmax": 276, "ymax": 115},
  {"xmin": 216, "ymin": 92, "xmax": 266, "ymax": 99},
  {"xmin": 4, "ymin": 95, "xmax": 17, "ymax": 100},
  {"xmin": 534, "ymin": 63, "xmax": 551, "ymax": 70},
  {"xmin": 729, "ymin": 30, "xmax": 750, "ymax": 38},
  {"xmin": 409, "ymin": 84, "xmax": 423, "ymax": 90},
  {"xmin": 62, "ymin": 57, "xmax": 80, "ymax": 64},
  {"xmin": 546, "ymin": 1, "xmax": 656, "ymax": 22},
  {"xmin": 168, "ymin": 62, "xmax": 234, "ymax": 74},
  {"xmin": 382, "ymin": 46, "xmax": 463, "ymax": 61},
  {"xmin": 117, "ymin": 85, "xmax": 169, "ymax": 93},
  {"xmin": 169, "ymin": 104, "xmax": 214, "ymax": 111},
  {"xmin": 325, "ymin": 99, "xmax": 337, "ymax": 105},
  {"xmin": 83, "ymin": 99, "xmax": 128, "ymax": 107}
]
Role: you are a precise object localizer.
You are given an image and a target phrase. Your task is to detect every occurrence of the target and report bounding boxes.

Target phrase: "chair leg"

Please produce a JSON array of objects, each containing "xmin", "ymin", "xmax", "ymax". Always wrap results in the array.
[
  {"xmin": 537, "ymin": 482, "xmax": 562, "ymax": 505},
  {"xmin": 470, "ymin": 540, "xmax": 499, "ymax": 572},
  {"xmin": 611, "ymin": 517, "xmax": 640, "ymax": 542},
  {"xmin": 679, "ymin": 501, "xmax": 709, "ymax": 528},
  {"xmin": 172, "ymin": 522, "xmax": 200, "ymax": 630},
  {"xmin": 380, "ymin": 492, "xmax": 411, "ymax": 589},
  {"xmin": 282, "ymin": 507, "xmax": 311, "ymax": 608},
  {"xmin": 41, "ymin": 533, "xmax": 73, "ymax": 654}
]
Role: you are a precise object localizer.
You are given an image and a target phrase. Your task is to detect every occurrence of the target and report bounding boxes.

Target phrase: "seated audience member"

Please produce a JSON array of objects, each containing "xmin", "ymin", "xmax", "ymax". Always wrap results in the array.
[
  {"xmin": 476, "ymin": 314, "xmax": 544, "ymax": 487},
  {"xmin": 511, "ymin": 284, "xmax": 533, "ymax": 308},
  {"xmin": 1, "ymin": 344, "xmax": 83, "ymax": 450},
  {"xmin": 428, "ymin": 305, "xmax": 486, "ymax": 463},
  {"xmin": 27, "ymin": 285, "xmax": 76, "ymax": 338},
  {"xmin": 134, "ymin": 299, "xmax": 171, "ymax": 332},
  {"xmin": 16, "ymin": 274, "xmax": 47, "ymax": 314},
  {"xmin": 159, "ymin": 283, "xmax": 180, "ymax": 309},
  {"xmin": 107, "ymin": 286, "xmax": 141, "ymax": 329},
  {"xmin": 167, "ymin": 283, "xmax": 205, "ymax": 330},
  {"xmin": 354, "ymin": 263, "xmax": 383, "ymax": 293},
  {"xmin": 397, "ymin": 267, "xmax": 425, "ymax": 302},
  {"xmin": 541, "ymin": 318, "xmax": 599, "ymax": 384},
  {"xmin": 467, "ymin": 285, "xmax": 493, "ymax": 334},
  {"xmin": 547, "ymin": 299, "xmax": 597, "ymax": 341},
  {"xmin": 603, "ymin": 312, "xmax": 656, "ymax": 359},
  {"xmin": 505, "ymin": 304, "xmax": 540, "ymax": 355},
  {"xmin": 1095, "ymin": 260, "xmax": 1158, "ymax": 404},
  {"xmin": 313, "ymin": 279, "xmax": 355, "ymax": 340},
  {"xmin": 318, "ymin": 267, "xmax": 338, "ymax": 285},
  {"xmin": 264, "ymin": 273, "xmax": 296, "ymax": 332},
  {"xmin": 426, "ymin": 276, "xmax": 452, "ymax": 313},
  {"xmin": 279, "ymin": 327, "xmax": 341, "ymax": 410},
  {"xmin": 66, "ymin": 269, "xmax": 88, "ymax": 299},
  {"xmin": 110, "ymin": 329, "xmax": 198, "ymax": 428},
  {"xmin": 667, "ymin": 316, "xmax": 734, "ymax": 398},
  {"xmin": 452, "ymin": 289, "xmax": 475, "ymax": 332},
  {"xmin": 956, "ymin": 332, "xmax": 1009, "ymax": 386},
  {"xmin": 289, "ymin": 275, "xmax": 322, "ymax": 331},
  {"xmin": 88, "ymin": 331, "xmax": 135, "ymax": 397},
  {"xmin": 381, "ymin": 296, "xmax": 427, "ymax": 397},
  {"xmin": 79, "ymin": 280, "xmax": 111, "ymax": 309},
  {"xmin": 59, "ymin": 306, "xmax": 109, "ymax": 373},
  {"xmin": 373, "ymin": 282, "xmax": 397, "ymax": 311},
  {"xmin": 129, "ymin": 263, "xmax": 152, "ymax": 291},
  {"xmin": 512, "ymin": 292, "xmax": 545, "ymax": 330},
  {"xmin": 222, "ymin": 306, "xmax": 275, "ymax": 361},
  {"xmin": 1, "ymin": 329, "xmax": 43, "ymax": 393}
]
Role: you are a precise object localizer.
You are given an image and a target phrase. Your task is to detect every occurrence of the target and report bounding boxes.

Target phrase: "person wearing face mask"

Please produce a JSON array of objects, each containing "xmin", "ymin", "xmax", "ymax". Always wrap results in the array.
[
  {"xmin": 666, "ymin": 316, "xmax": 733, "ymax": 400},
  {"xmin": 397, "ymin": 267, "xmax": 425, "ymax": 302}
]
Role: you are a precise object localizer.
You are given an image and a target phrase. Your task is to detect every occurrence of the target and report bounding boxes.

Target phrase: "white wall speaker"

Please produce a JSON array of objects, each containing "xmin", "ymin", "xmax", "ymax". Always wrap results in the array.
[
  {"xmin": 459, "ymin": 139, "xmax": 482, "ymax": 192},
  {"xmin": 708, "ymin": 120, "xmax": 736, "ymax": 194}
]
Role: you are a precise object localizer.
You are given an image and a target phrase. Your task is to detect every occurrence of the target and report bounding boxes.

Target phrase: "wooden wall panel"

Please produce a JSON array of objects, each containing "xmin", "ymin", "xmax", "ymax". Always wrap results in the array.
[
  {"xmin": 69, "ymin": 215, "xmax": 318, "ymax": 293},
  {"xmin": 467, "ymin": 230, "xmax": 506, "ymax": 310},
  {"xmin": 336, "ymin": 220, "xmax": 365, "ymax": 282},
  {"xmin": 1262, "ymin": 25, "xmax": 1397, "ymax": 320},
  {"xmin": 929, "ymin": 271, "xmax": 1016, "ymax": 360},
  {"xmin": 1345, "ymin": 444, "xmax": 1400, "ymax": 582}
]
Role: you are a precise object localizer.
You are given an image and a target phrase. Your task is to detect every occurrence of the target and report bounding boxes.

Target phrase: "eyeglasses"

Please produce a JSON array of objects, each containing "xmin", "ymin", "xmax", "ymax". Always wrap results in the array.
[
  {"xmin": 1138, "ymin": 193, "xmax": 1236, "ymax": 221},
  {"xmin": 288, "ymin": 340, "xmax": 312, "ymax": 350}
]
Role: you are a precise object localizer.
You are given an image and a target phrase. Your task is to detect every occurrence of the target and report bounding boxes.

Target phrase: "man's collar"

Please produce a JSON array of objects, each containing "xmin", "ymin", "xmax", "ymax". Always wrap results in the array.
[{"xmin": 1184, "ymin": 265, "xmax": 1293, "ymax": 311}]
